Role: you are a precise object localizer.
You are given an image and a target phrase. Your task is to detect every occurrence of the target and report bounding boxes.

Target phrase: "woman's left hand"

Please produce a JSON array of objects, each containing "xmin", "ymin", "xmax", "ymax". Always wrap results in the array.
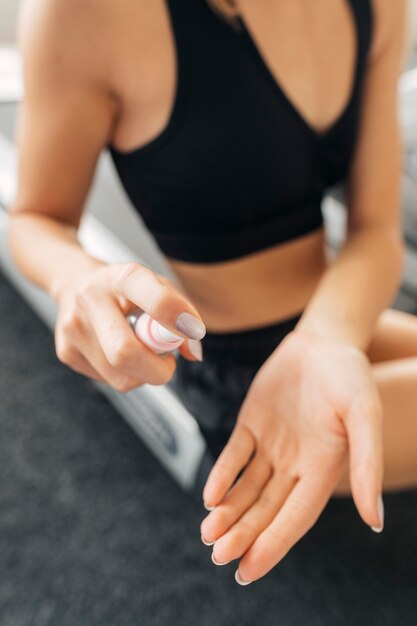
[{"xmin": 200, "ymin": 329, "xmax": 384, "ymax": 584}]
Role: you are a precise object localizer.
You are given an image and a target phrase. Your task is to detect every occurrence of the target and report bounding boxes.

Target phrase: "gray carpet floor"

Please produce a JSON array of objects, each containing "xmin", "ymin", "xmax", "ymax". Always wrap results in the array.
[{"xmin": 1, "ymin": 272, "xmax": 417, "ymax": 626}]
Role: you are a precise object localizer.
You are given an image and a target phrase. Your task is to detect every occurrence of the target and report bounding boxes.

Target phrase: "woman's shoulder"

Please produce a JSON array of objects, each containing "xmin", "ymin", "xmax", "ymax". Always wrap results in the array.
[
  {"xmin": 368, "ymin": 0, "xmax": 408, "ymax": 63},
  {"xmin": 16, "ymin": 0, "xmax": 148, "ymax": 92},
  {"xmin": 16, "ymin": 0, "xmax": 105, "ymax": 85}
]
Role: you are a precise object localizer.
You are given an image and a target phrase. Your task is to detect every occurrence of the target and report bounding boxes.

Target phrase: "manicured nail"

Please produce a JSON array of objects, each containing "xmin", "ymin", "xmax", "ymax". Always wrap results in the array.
[
  {"xmin": 201, "ymin": 534, "xmax": 215, "ymax": 546},
  {"xmin": 203, "ymin": 502, "xmax": 214, "ymax": 511},
  {"xmin": 235, "ymin": 569, "xmax": 251, "ymax": 586},
  {"xmin": 371, "ymin": 493, "xmax": 384, "ymax": 533},
  {"xmin": 176, "ymin": 312, "xmax": 206, "ymax": 340},
  {"xmin": 211, "ymin": 552, "xmax": 230, "ymax": 566},
  {"xmin": 188, "ymin": 339, "xmax": 203, "ymax": 361}
]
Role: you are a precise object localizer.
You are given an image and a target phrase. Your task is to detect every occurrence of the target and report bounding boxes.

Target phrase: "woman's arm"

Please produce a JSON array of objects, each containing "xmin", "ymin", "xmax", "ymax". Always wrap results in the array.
[
  {"xmin": 8, "ymin": 0, "xmax": 118, "ymax": 299},
  {"xmin": 8, "ymin": 0, "xmax": 204, "ymax": 384},
  {"xmin": 295, "ymin": 0, "xmax": 408, "ymax": 351},
  {"xmin": 200, "ymin": 2, "xmax": 411, "ymax": 584}
]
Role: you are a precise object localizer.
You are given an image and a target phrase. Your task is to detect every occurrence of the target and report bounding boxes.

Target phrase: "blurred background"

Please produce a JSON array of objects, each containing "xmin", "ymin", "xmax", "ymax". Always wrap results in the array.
[{"xmin": 0, "ymin": 2, "xmax": 417, "ymax": 625}]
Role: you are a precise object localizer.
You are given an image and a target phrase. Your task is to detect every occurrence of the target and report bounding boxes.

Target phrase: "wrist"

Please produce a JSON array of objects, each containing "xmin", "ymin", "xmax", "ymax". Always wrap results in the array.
[
  {"xmin": 286, "ymin": 325, "xmax": 368, "ymax": 360},
  {"xmin": 292, "ymin": 313, "xmax": 368, "ymax": 351},
  {"xmin": 49, "ymin": 255, "xmax": 106, "ymax": 304}
]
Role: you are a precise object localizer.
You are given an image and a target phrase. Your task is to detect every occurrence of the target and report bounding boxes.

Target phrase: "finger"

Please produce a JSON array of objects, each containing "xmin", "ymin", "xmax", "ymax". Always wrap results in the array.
[
  {"xmin": 237, "ymin": 472, "xmax": 337, "ymax": 583},
  {"xmin": 81, "ymin": 292, "xmax": 177, "ymax": 386},
  {"xmin": 64, "ymin": 350, "xmax": 107, "ymax": 384},
  {"xmin": 73, "ymin": 320, "xmax": 165, "ymax": 392},
  {"xmin": 55, "ymin": 338, "xmax": 107, "ymax": 384},
  {"xmin": 110, "ymin": 263, "xmax": 206, "ymax": 340},
  {"xmin": 202, "ymin": 422, "xmax": 256, "ymax": 508},
  {"xmin": 200, "ymin": 453, "xmax": 272, "ymax": 543},
  {"xmin": 344, "ymin": 387, "xmax": 384, "ymax": 531},
  {"xmin": 212, "ymin": 470, "xmax": 297, "ymax": 566}
]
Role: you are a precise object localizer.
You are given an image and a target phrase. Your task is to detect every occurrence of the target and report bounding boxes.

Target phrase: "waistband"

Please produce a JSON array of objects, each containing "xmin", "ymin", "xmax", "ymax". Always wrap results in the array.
[{"xmin": 200, "ymin": 310, "xmax": 304, "ymax": 367}]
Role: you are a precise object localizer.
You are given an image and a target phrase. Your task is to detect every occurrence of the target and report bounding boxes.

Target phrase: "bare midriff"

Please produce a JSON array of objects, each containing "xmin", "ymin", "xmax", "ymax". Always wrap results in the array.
[{"xmin": 164, "ymin": 226, "xmax": 329, "ymax": 332}]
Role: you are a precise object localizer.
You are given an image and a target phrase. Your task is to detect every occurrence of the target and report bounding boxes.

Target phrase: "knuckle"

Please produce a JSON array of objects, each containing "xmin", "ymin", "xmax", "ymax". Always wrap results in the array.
[
  {"xmin": 147, "ymin": 359, "xmax": 176, "ymax": 386},
  {"xmin": 215, "ymin": 457, "xmax": 236, "ymax": 474},
  {"xmin": 59, "ymin": 301, "xmax": 85, "ymax": 336},
  {"xmin": 116, "ymin": 262, "xmax": 143, "ymax": 288},
  {"xmin": 60, "ymin": 310, "xmax": 77, "ymax": 335},
  {"xmin": 288, "ymin": 495, "xmax": 310, "ymax": 515},
  {"xmin": 74, "ymin": 283, "xmax": 96, "ymax": 309},
  {"xmin": 265, "ymin": 526, "xmax": 292, "ymax": 553},
  {"xmin": 55, "ymin": 338, "xmax": 76, "ymax": 366},
  {"xmin": 111, "ymin": 374, "xmax": 137, "ymax": 393},
  {"xmin": 146, "ymin": 371, "xmax": 168, "ymax": 386},
  {"xmin": 159, "ymin": 362, "xmax": 176, "ymax": 385},
  {"xmin": 287, "ymin": 496, "xmax": 317, "ymax": 528},
  {"xmin": 210, "ymin": 507, "xmax": 229, "ymax": 528},
  {"xmin": 107, "ymin": 337, "xmax": 135, "ymax": 368},
  {"xmin": 236, "ymin": 518, "xmax": 258, "ymax": 537}
]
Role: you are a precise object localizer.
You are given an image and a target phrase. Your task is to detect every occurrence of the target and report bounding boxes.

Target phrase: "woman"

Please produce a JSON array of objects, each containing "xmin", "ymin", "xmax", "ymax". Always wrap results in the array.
[{"xmin": 8, "ymin": 0, "xmax": 413, "ymax": 586}]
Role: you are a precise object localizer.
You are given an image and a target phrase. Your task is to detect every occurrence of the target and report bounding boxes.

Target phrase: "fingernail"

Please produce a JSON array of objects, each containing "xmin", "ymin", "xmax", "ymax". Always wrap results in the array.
[
  {"xmin": 203, "ymin": 502, "xmax": 214, "ymax": 511},
  {"xmin": 212, "ymin": 552, "xmax": 230, "ymax": 566},
  {"xmin": 176, "ymin": 312, "xmax": 206, "ymax": 340},
  {"xmin": 235, "ymin": 569, "xmax": 251, "ymax": 586},
  {"xmin": 188, "ymin": 339, "xmax": 203, "ymax": 361},
  {"xmin": 201, "ymin": 534, "xmax": 215, "ymax": 546},
  {"xmin": 371, "ymin": 493, "xmax": 384, "ymax": 533}
]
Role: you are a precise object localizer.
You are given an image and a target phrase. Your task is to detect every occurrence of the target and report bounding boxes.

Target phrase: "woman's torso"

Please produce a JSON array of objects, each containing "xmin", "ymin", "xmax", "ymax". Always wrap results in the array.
[{"xmin": 104, "ymin": 0, "xmax": 372, "ymax": 331}]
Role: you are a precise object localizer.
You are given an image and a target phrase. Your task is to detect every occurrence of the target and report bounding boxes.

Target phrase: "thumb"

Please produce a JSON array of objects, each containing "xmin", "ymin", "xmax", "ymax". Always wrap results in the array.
[
  {"xmin": 110, "ymin": 262, "xmax": 206, "ymax": 341},
  {"xmin": 344, "ymin": 385, "xmax": 385, "ymax": 532}
]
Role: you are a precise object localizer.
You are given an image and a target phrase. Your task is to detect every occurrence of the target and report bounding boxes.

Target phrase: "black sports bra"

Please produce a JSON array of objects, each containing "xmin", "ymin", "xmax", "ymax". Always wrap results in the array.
[{"xmin": 108, "ymin": 0, "xmax": 373, "ymax": 263}]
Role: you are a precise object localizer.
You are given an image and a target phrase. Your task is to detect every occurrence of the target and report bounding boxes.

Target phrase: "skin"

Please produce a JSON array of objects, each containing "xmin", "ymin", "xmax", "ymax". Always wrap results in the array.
[{"xmin": 7, "ymin": 0, "xmax": 415, "ymax": 585}]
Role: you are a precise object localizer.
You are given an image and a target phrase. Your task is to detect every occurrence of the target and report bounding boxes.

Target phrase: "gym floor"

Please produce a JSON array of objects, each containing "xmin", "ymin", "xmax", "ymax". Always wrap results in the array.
[{"xmin": 1, "ymin": 273, "xmax": 417, "ymax": 626}]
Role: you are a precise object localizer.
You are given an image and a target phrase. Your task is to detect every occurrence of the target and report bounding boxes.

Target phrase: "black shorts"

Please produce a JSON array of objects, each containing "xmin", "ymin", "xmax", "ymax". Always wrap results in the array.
[{"xmin": 171, "ymin": 310, "xmax": 304, "ymax": 465}]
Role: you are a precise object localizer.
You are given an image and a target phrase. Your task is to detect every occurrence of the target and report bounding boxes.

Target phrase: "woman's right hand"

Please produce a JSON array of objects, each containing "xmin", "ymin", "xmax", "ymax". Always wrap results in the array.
[{"xmin": 53, "ymin": 261, "xmax": 206, "ymax": 392}]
